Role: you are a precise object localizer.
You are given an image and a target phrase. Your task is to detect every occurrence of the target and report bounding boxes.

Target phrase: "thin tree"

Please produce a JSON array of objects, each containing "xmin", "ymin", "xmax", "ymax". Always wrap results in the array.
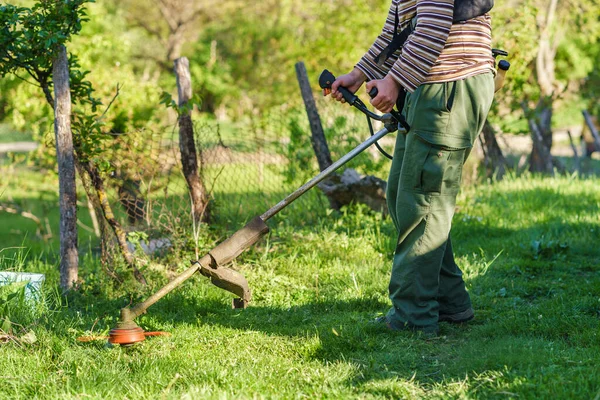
[
  {"xmin": 53, "ymin": 44, "xmax": 78, "ymax": 290},
  {"xmin": 174, "ymin": 57, "xmax": 209, "ymax": 222},
  {"xmin": 0, "ymin": 1, "xmax": 146, "ymax": 285}
]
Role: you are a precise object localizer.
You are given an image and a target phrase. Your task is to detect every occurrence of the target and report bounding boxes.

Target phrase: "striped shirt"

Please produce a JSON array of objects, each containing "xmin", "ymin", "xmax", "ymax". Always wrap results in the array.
[{"xmin": 356, "ymin": 0, "xmax": 495, "ymax": 93}]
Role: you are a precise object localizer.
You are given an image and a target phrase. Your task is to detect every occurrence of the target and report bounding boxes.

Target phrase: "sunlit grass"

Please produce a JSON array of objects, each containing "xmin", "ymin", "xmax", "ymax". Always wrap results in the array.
[{"xmin": 1, "ymin": 168, "xmax": 599, "ymax": 399}]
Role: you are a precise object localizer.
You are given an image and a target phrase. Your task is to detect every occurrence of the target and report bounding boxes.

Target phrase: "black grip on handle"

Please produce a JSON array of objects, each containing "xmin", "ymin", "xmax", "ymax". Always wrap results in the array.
[
  {"xmin": 318, "ymin": 69, "xmax": 336, "ymax": 90},
  {"xmin": 368, "ymin": 87, "xmax": 378, "ymax": 99},
  {"xmin": 318, "ymin": 69, "xmax": 357, "ymax": 106}
]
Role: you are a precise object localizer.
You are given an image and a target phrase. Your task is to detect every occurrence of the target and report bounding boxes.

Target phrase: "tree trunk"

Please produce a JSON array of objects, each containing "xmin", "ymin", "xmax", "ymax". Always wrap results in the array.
[
  {"xmin": 528, "ymin": 0, "xmax": 558, "ymax": 173},
  {"xmin": 523, "ymin": 100, "xmax": 554, "ymax": 174},
  {"xmin": 74, "ymin": 161, "xmax": 121, "ymax": 282},
  {"xmin": 530, "ymin": 104, "xmax": 554, "ymax": 173},
  {"xmin": 582, "ymin": 110, "xmax": 600, "ymax": 154},
  {"xmin": 52, "ymin": 45, "xmax": 78, "ymax": 291},
  {"xmin": 480, "ymin": 120, "xmax": 507, "ymax": 180},
  {"xmin": 174, "ymin": 57, "xmax": 209, "ymax": 223},
  {"xmin": 42, "ymin": 48, "xmax": 142, "ymax": 286},
  {"xmin": 318, "ymin": 169, "xmax": 388, "ymax": 214}
]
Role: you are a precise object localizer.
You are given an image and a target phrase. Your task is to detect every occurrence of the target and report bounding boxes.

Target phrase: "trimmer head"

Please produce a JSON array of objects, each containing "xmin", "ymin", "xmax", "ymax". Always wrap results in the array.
[
  {"xmin": 108, "ymin": 326, "xmax": 146, "ymax": 346},
  {"xmin": 106, "ymin": 315, "xmax": 171, "ymax": 346},
  {"xmin": 78, "ymin": 317, "xmax": 169, "ymax": 346}
]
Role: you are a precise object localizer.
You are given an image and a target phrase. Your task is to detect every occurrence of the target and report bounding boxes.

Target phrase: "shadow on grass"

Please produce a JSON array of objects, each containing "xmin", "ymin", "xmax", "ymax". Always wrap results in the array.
[{"xmin": 4, "ymin": 173, "xmax": 600, "ymax": 396}]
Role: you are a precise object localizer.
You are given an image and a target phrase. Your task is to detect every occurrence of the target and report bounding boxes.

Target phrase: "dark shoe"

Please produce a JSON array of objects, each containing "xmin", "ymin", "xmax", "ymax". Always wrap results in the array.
[
  {"xmin": 372, "ymin": 316, "xmax": 439, "ymax": 337},
  {"xmin": 439, "ymin": 307, "xmax": 474, "ymax": 323}
]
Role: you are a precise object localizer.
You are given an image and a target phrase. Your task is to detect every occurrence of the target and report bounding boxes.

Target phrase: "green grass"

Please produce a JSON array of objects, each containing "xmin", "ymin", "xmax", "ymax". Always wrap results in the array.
[{"xmin": 1, "ymin": 170, "xmax": 600, "ymax": 399}]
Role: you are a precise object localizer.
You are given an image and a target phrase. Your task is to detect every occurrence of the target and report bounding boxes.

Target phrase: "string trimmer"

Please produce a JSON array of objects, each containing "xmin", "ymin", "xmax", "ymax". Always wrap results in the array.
[{"xmin": 105, "ymin": 70, "xmax": 408, "ymax": 345}]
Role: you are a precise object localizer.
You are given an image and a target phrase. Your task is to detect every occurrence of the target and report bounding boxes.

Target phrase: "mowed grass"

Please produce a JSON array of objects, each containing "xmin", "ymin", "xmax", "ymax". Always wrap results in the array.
[{"xmin": 1, "ymin": 170, "xmax": 599, "ymax": 399}]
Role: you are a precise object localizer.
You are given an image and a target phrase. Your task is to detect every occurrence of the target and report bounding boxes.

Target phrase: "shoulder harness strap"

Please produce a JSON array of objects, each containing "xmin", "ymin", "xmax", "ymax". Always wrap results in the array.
[{"xmin": 374, "ymin": 0, "xmax": 493, "ymax": 68}]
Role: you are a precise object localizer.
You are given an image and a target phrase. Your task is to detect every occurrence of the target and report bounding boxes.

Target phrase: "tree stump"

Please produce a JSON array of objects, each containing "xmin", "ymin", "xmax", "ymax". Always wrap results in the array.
[{"xmin": 318, "ymin": 169, "xmax": 387, "ymax": 214}]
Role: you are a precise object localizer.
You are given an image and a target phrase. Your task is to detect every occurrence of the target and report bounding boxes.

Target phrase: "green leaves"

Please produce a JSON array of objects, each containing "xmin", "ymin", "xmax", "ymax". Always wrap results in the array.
[
  {"xmin": 68, "ymin": 53, "xmax": 101, "ymax": 111},
  {"xmin": 158, "ymin": 91, "xmax": 178, "ymax": 111},
  {"xmin": 0, "ymin": 1, "xmax": 95, "ymax": 77},
  {"xmin": 159, "ymin": 91, "xmax": 202, "ymax": 116},
  {"xmin": 0, "ymin": 1, "xmax": 116, "ymax": 173},
  {"xmin": 531, "ymin": 237, "xmax": 570, "ymax": 260}
]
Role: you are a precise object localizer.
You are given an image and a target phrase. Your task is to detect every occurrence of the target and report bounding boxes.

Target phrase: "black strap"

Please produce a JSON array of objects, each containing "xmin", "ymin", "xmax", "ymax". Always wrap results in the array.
[
  {"xmin": 374, "ymin": 6, "xmax": 415, "ymax": 68},
  {"xmin": 374, "ymin": 0, "xmax": 494, "ymax": 67},
  {"xmin": 454, "ymin": 0, "xmax": 494, "ymax": 22}
]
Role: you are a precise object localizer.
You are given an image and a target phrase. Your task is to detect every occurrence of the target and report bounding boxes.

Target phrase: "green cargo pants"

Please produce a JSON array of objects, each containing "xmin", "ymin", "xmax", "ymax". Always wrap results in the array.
[{"xmin": 385, "ymin": 72, "xmax": 494, "ymax": 331}]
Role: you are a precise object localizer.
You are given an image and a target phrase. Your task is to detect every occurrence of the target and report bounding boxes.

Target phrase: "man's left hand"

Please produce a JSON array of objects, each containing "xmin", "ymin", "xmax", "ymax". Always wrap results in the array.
[{"xmin": 365, "ymin": 75, "xmax": 401, "ymax": 113}]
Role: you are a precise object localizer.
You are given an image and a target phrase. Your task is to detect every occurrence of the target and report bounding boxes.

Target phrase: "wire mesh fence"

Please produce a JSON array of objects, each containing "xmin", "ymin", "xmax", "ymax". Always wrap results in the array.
[
  {"xmin": 96, "ymin": 111, "xmax": 298, "ymax": 250},
  {"xmin": 98, "ymin": 99, "xmax": 394, "ymax": 243},
  {"xmin": 0, "ymin": 99, "xmax": 394, "ymax": 257}
]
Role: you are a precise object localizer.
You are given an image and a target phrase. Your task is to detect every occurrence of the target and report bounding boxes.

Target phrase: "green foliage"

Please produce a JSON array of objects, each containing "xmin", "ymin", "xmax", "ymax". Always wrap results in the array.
[
  {"xmin": 530, "ymin": 237, "xmax": 569, "ymax": 260},
  {"xmin": 195, "ymin": 0, "xmax": 389, "ymax": 114},
  {"xmin": 490, "ymin": 0, "xmax": 600, "ymax": 131},
  {"xmin": 581, "ymin": 42, "xmax": 600, "ymax": 117},
  {"xmin": 0, "ymin": 0, "xmax": 168, "ymax": 179},
  {"xmin": 126, "ymin": 230, "xmax": 149, "ymax": 256},
  {"xmin": 158, "ymin": 91, "xmax": 202, "ymax": 116},
  {"xmin": 188, "ymin": 39, "xmax": 237, "ymax": 114},
  {"xmin": 0, "ymin": 0, "xmax": 112, "ymax": 172},
  {"xmin": 0, "ymin": 1, "xmax": 95, "ymax": 96},
  {"xmin": 2, "ymin": 0, "xmax": 599, "ymax": 137},
  {"xmin": 68, "ymin": 53, "xmax": 101, "ymax": 111},
  {"xmin": 284, "ymin": 102, "xmax": 392, "ymax": 187}
]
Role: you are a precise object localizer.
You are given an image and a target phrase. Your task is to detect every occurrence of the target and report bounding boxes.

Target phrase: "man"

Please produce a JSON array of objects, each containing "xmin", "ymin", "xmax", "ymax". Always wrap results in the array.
[{"xmin": 326, "ymin": 0, "xmax": 495, "ymax": 334}]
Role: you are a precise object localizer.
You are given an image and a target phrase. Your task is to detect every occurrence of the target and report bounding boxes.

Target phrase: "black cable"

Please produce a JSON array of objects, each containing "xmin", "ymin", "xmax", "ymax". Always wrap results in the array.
[
  {"xmin": 366, "ymin": 114, "xmax": 393, "ymax": 160},
  {"xmin": 351, "ymin": 97, "xmax": 393, "ymax": 160}
]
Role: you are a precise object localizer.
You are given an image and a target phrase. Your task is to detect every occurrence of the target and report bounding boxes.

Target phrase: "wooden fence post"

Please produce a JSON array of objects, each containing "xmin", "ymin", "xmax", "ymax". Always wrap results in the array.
[
  {"xmin": 174, "ymin": 57, "xmax": 209, "ymax": 222},
  {"xmin": 295, "ymin": 61, "xmax": 340, "ymax": 210},
  {"xmin": 53, "ymin": 45, "xmax": 78, "ymax": 290},
  {"xmin": 294, "ymin": 61, "xmax": 388, "ymax": 213},
  {"xmin": 566, "ymin": 130, "xmax": 581, "ymax": 174},
  {"xmin": 295, "ymin": 62, "xmax": 334, "ymax": 172}
]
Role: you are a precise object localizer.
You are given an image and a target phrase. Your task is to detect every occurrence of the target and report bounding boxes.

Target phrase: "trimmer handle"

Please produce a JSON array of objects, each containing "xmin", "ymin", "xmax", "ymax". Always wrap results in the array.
[
  {"xmin": 368, "ymin": 87, "xmax": 378, "ymax": 98},
  {"xmin": 319, "ymin": 68, "xmax": 410, "ymax": 130},
  {"xmin": 318, "ymin": 69, "xmax": 359, "ymax": 105},
  {"xmin": 492, "ymin": 48, "xmax": 508, "ymax": 59},
  {"xmin": 494, "ymin": 59, "xmax": 511, "ymax": 93},
  {"xmin": 319, "ymin": 69, "xmax": 381, "ymax": 102}
]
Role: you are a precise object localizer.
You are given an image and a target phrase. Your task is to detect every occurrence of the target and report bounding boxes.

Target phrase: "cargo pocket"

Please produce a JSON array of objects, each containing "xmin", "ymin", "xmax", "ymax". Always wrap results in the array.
[
  {"xmin": 421, "ymin": 144, "xmax": 446, "ymax": 194},
  {"xmin": 422, "ymin": 142, "xmax": 466, "ymax": 196},
  {"xmin": 400, "ymin": 135, "xmax": 466, "ymax": 196},
  {"xmin": 439, "ymin": 146, "xmax": 466, "ymax": 196},
  {"xmin": 399, "ymin": 134, "xmax": 430, "ymax": 193}
]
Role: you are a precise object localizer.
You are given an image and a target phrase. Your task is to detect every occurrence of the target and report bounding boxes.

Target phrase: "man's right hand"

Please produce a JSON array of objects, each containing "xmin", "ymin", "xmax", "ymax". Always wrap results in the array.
[{"xmin": 325, "ymin": 68, "xmax": 367, "ymax": 103}]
